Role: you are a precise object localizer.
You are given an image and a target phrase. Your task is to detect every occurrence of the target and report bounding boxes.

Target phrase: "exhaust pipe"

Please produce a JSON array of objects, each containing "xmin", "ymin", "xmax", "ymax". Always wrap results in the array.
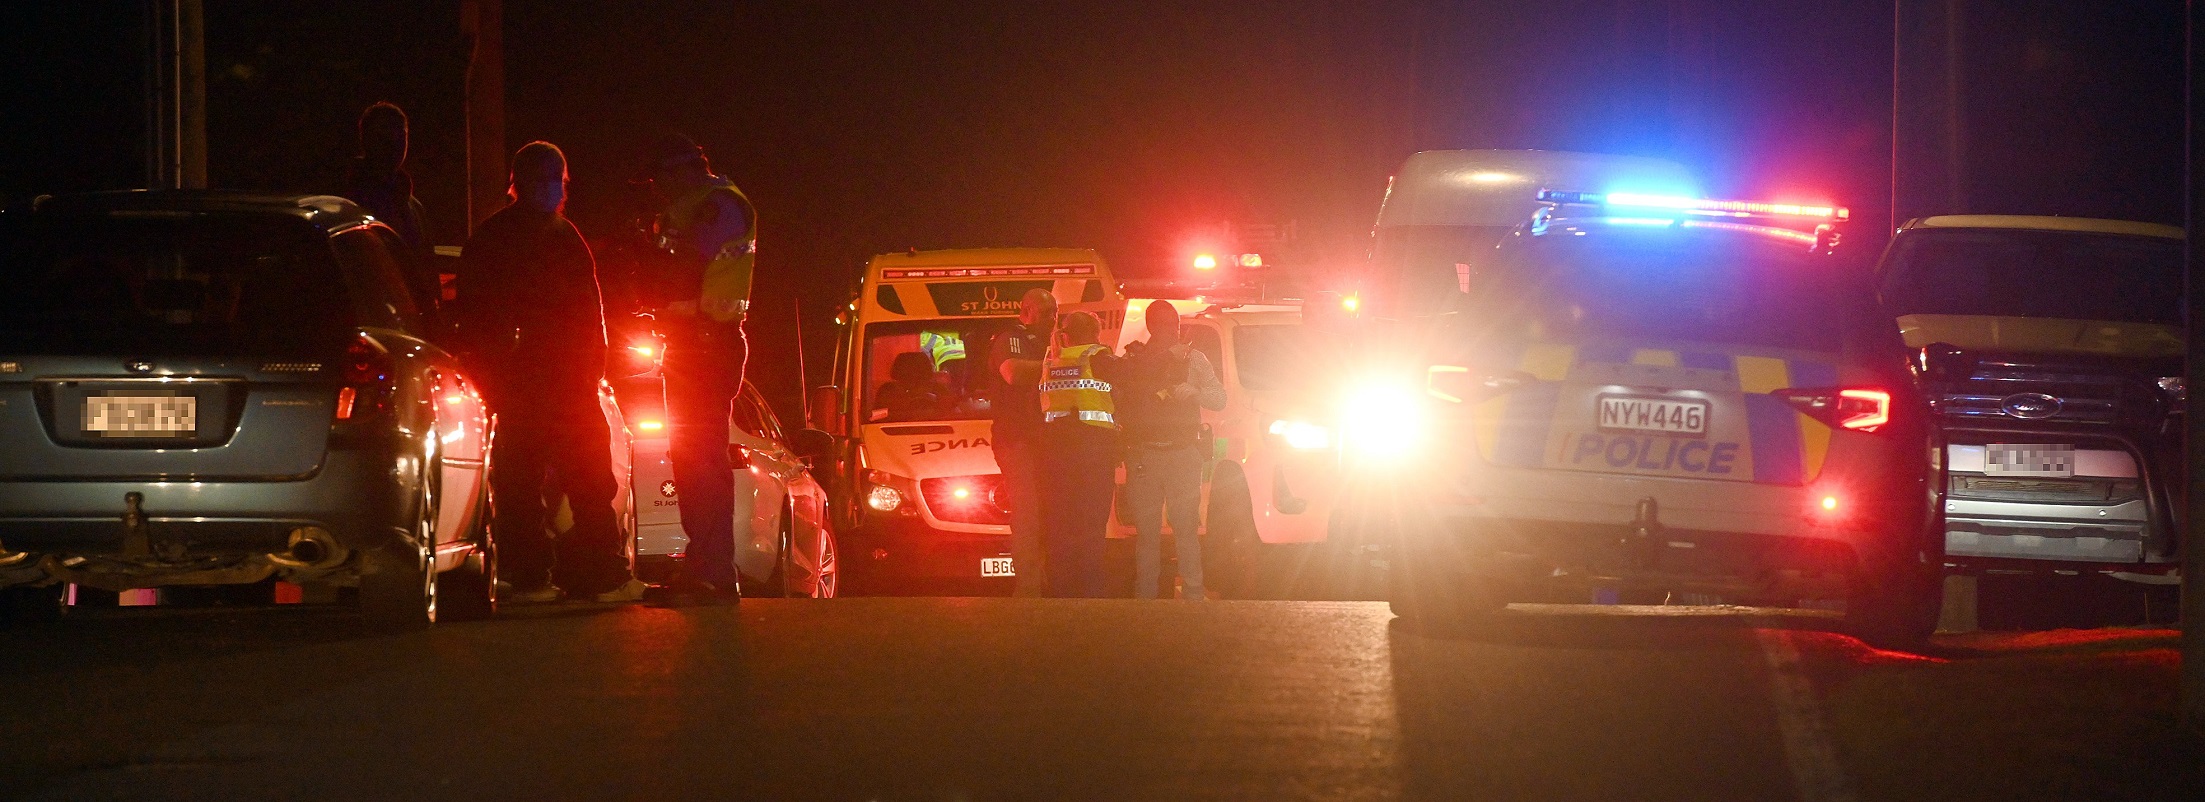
[{"xmin": 265, "ymin": 527, "xmax": 347, "ymax": 570}]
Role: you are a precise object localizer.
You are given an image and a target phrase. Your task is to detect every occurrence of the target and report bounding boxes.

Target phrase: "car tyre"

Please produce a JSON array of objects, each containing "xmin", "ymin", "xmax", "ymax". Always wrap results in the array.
[
  {"xmin": 1201, "ymin": 461, "xmax": 1261, "ymax": 599},
  {"xmin": 1844, "ymin": 551, "xmax": 1942, "ymax": 650},
  {"xmin": 361, "ymin": 473, "xmax": 440, "ymax": 630},
  {"xmin": 1, "ymin": 584, "xmax": 65, "ymax": 628},
  {"xmin": 751, "ymin": 506, "xmax": 798, "ymax": 598}
]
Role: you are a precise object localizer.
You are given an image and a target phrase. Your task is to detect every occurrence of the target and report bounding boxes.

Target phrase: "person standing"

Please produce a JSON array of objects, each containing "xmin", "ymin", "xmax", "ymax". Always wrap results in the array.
[
  {"xmin": 341, "ymin": 102, "xmax": 438, "ymax": 315},
  {"xmin": 986, "ymin": 288, "xmax": 1058, "ymax": 597},
  {"xmin": 1037, "ymin": 311, "xmax": 1121, "ymax": 598},
  {"xmin": 637, "ymin": 134, "xmax": 757, "ymax": 606},
  {"xmin": 451, "ymin": 142, "xmax": 643, "ymax": 603},
  {"xmin": 1118, "ymin": 301, "xmax": 1226, "ymax": 599}
]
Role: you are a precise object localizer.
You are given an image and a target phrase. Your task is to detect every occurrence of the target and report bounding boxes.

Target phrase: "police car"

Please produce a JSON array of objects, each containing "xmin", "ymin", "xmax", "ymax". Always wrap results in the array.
[{"xmin": 1370, "ymin": 191, "xmax": 1946, "ymax": 647}]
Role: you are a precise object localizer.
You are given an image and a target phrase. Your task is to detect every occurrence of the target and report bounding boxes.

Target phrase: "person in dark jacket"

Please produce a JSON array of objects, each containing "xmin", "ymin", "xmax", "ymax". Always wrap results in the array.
[
  {"xmin": 986, "ymin": 288, "xmax": 1058, "ymax": 597},
  {"xmin": 341, "ymin": 102, "xmax": 438, "ymax": 315},
  {"xmin": 452, "ymin": 141, "xmax": 643, "ymax": 604},
  {"xmin": 1117, "ymin": 301, "xmax": 1226, "ymax": 599}
]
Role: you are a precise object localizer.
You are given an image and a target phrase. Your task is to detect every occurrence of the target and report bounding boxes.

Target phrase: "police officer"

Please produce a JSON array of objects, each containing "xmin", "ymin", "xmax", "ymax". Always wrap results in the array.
[
  {"xmin": 638, "ymin": 134, "xmax": 757, "ymax": 606},
  {"xmin": 1037, "ymin": 311, "xmax": 1121, "ymax": 598},
  {"xmin": 452, "ymin": 142, "xmax": 643, "ymax": 603},
  {"xmin": 986, "ymin": 288, "xmax": 1058, "ymax": 597},
  {"xmin": 1118, "ymin": 300, "xmax": 1226, "ymax": 599}
]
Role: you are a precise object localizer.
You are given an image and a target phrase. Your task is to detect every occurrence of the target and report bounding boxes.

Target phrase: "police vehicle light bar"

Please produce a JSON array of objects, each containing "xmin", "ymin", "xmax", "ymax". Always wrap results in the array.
[{"xmin": 1537, "ymin": 190, "xmax": 1848, "ymax": 222}]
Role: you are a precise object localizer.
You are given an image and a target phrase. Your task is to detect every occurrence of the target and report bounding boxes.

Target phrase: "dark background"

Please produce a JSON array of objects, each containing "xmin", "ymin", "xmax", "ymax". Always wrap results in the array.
[{"xmin": 2, "ymin": 0, "xmax": 2186, "ymax": 412}]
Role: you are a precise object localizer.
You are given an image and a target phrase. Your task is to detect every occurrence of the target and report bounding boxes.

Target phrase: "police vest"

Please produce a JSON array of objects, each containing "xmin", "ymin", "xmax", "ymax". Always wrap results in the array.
[
  {"xmin": 664, "ymin": 177, "xmax": 757, "ymax": 323},
  {"xmin": 1039, "ymin": 343, "xmax": 1116, "ymax": 429},
  {"xmin": 919, "ymin": 330, "xmax": 967, "ymax": 370}
]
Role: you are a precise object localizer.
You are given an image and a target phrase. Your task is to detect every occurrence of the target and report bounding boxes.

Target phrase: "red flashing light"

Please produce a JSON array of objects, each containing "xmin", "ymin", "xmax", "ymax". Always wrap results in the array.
[
  {"xmin": 1192, "ymin": 254, "xmax": 1218, "ymax": 270},
  {"xmin": 1774, "ymin": 387, "xmax": 1892, "ymax": 432}
]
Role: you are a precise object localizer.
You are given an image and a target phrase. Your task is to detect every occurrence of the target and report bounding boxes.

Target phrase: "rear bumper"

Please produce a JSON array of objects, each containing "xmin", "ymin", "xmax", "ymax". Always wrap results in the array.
[
  {"xmin": 1395, "ymin": 464, "xmax": 1932, "ymax": 597},
  {"xmin": 1937, "ymin": 425, "xmax": 2182, "ymax": 569},
  {"xmin": 0, "ymin": 448, "xmax": 409, "ymax": 557}
]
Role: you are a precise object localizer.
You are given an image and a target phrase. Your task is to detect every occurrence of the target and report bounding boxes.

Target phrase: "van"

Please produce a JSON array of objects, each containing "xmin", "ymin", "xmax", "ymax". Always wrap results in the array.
[{"xmin": 812, "ymin": 248, "xmax": 1123, "ymax": 590}]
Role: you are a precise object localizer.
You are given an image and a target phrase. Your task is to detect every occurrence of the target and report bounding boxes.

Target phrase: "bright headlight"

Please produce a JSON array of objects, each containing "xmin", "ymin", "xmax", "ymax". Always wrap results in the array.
[
  {"xmin": 1268, "ymin": 419, "xmax": 1333, "ymax": 450},
  {"xmin": 1339, "ymin": 382, "xmax": 1427, "ymax": 459},
  {"xmin": 865, "ymin": 484, "xmax": 904, "ymax": 512}
]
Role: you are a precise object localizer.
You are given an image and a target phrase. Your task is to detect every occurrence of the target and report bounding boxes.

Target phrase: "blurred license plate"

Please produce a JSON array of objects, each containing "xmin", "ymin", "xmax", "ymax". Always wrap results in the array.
[
  {"xmin": 1985, "ymin": 443, "xmax": 2075, "ymax": 477},
  {"xmin": 980, "ymin": 557, "xmax": 1015, "ymax": 577},
  {"xmin": 83, "ymin": 395, "xmax": 197, "ymax": 437},
  {"xmin": 1598, "ymin": 395, "xmax": 1708, "ymax": 435}
]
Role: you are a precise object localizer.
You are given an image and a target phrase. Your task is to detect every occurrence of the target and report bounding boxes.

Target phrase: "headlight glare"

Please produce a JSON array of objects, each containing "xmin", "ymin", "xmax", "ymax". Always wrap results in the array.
[
  {"xmin": 1339, "ymin": 382, "xmax": 1427, "ymax": 459},
  {"xmin": 1268, "ymin": 419, "xmax": 1333, "ymax": 450}
]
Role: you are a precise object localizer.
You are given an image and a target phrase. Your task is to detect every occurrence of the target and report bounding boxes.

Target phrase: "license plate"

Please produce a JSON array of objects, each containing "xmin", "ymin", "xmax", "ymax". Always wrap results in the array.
[
  {"xmin": 1597, "ymin": 395, "xmax": 1708, "ymax": 436},
  {"xmin": 1985, "ymin": 443, "xmax": 2075, "ymax": 477},
  {"xmin": 980, "ymin": 557, "xmax": 1015, "ymax": 577},
  {"xmin": 83, "ymin": 395, "xmax": 197, "ymax": 437}
]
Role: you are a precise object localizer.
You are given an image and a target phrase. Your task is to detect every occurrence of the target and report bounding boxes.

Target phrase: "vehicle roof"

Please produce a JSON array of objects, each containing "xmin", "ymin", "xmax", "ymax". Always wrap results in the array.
[
  {"xmin": 30, "ymin": 190, "xmax": 380, "ymax": 233},
  {"xmin": 1904, "ymin": 215, "xmax": 2184, "ymax": 240},
  {"xmin": 1377, "ymin": 149, "xmax": 1698, "ymax": 229},
  {"xmin": 867, "ymin": 247, "xmax": 1106, "ymax": 270}
]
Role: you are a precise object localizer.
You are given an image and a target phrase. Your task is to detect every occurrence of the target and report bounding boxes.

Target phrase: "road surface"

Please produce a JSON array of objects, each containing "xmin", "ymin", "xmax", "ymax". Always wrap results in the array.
[{"xmin": 0, "ymin": 597, "xmax": 2191, "ymax": 801}]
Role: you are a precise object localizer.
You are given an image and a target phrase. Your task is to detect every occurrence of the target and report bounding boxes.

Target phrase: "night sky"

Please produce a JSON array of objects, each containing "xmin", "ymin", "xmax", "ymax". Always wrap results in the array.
[{"xmin": 2, "ymin": 0, "xmax": 2188, "ymax": 408}]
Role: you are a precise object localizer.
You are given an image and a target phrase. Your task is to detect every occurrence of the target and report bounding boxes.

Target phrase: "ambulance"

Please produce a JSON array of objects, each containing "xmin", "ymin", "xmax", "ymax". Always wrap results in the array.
[{"xmin": 813, "ymin": 248, "xmax": 1124, "ymax": 590}]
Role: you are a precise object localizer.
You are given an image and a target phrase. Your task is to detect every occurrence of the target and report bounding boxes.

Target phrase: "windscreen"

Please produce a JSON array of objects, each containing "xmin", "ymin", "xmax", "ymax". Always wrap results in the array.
[
  {"xmin": 1473, "ymin": 225, "xmax": 1854, "ymax": 352},
  {"xmin": 861, "ymin": 318, "xmax": 1024, "ymax": 423},
  {"xmin": 0, "ymin": 212, "xmax": 353, "ymax": 355},
  {"xmin": 1367, "ymin": 224, "xmax": 1513, "ymax": 315},
  {"xmin": 1879, "ymin": 228, "xmax": 2183, "ymax": 325}
]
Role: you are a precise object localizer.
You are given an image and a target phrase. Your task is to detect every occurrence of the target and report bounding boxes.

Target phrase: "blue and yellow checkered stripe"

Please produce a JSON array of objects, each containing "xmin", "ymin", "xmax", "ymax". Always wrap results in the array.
[{"xmin": 1468, "ymin": 342, "xmax": 1835, "ymax": 484}]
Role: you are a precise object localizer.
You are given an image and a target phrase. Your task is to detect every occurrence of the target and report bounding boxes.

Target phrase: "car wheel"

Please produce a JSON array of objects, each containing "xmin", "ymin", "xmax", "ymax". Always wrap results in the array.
[
  {"xmin": 1202, "ymin": 461, "xmax": 1260, "ymax": 599},
  {"xmin": 361, "ymin": 471, "xmax": 440, "ymax": 630},
  {"xmin": 437, "ymin": 484, "xmax": 497, "ymax": 622},
  {"xmin": 1844, "ymin": 551, "xmax": 1942, "ymax": 650},
  {"xmin": 750, "ymin": 505, "xmax": 797, "ymax": 598},
  {"xmin": 810, "ymin": 524, "xmax": 839, "ymax": 598},
  {"xmin": 1387, "ymin": 520, "xmax": 1506, "ymax": 629},
  {"xmin": 1, "ymin": 584, "xmax": 65, "ymax": 628}
]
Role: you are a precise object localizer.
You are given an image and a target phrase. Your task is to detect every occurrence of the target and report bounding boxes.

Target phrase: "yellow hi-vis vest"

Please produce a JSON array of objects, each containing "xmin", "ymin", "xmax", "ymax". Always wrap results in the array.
[
  {"xmin": 664, "ymin": 177, "xmax": 757, "ymax": 323},
  {"xmin": 1039, "ymin": 343, "xmax": 1116, "ymax": 428},
  {"xmin": 920, "ymin": 330, "xmax": 967, "ymax": 370}
]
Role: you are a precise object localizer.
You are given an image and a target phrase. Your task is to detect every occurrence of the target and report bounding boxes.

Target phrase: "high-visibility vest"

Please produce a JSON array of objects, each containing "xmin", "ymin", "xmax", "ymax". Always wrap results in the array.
[
  {"xmin": 663, "ymin": 177, "xmax": 757, "ymax": 323},
  {"xmin": 1039, "ymin": 343, "xmax": 1116, "ymax": 428},
  {"xmin": 919, "ymin": 330, "xmax": 966, "ymax": 370}
]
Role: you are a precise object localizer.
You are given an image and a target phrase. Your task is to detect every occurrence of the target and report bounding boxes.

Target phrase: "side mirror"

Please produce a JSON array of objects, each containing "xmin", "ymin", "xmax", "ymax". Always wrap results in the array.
[
  {"xmin": 808, "ymin": 385, "xmax": 845, "ymax": 432},
  {"xmin": 1917, "ymin": 343, "xmax": 1973, "ymax": 381},
  {"xmin": 791, "ymin": 428, "xmax": 837, "ymax": 462}
]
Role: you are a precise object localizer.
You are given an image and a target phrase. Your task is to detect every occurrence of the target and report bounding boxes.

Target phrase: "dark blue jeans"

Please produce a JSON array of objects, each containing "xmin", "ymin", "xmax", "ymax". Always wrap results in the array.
[
  {"xmin": 662, "ymin": 322, "xmax": 747, "ymax": 587},
  {"xmin": 1039, "ymin": 421, "xmax": 1119, "ymax": 598}
]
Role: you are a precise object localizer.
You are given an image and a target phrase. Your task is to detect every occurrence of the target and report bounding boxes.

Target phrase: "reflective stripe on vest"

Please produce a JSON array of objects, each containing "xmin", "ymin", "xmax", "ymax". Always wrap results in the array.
[
  {"xmin": 1044, "ymin": 410, "xmax": 1117, "ymax": 424},
  {"xmin": 1039, "ymin": 343, "xmax": 1116, "ymax": 429}
]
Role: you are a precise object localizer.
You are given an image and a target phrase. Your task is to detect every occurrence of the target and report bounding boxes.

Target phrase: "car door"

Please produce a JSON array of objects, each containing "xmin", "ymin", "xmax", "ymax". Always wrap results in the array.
[{"xmin": 729, "ymin": 385, "xmax": 789, "ymax": 574}]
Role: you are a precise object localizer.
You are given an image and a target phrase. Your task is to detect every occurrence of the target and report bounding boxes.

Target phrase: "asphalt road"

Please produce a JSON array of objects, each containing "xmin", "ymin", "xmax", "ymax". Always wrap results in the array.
[{"xmin": 0, "ymin": 597, "xmax": 2175, "ymax": 801}]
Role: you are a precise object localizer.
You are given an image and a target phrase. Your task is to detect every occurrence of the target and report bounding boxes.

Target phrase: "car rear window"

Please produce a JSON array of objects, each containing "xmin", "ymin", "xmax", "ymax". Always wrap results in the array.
[
  {"xmin": 1475, "ymin": 224, "xmax": 1855, "ymax": 352},
  {"xmin": 1879, "ymin": 228, "xmax": 2183, "ymax": 325},
  {"xmin": 0, "ymin": 212, "xmax": 354, "ymax": 355}
]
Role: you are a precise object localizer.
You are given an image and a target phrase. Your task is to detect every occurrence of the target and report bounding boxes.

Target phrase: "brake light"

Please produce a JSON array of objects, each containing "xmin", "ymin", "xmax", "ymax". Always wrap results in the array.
[
  {"xmin": 1773, "ymin": 387, "xmax": 1891, "ymax": 432},
  {"xmin": 335, "ymin": 334, "xmax": 395, "ymax": 422}
]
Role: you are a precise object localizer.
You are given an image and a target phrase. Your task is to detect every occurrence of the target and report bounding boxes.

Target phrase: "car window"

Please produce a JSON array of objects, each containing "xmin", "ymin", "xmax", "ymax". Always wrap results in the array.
[
  {"xmin": 1879, "ymin": 228, "xmax": 2183, "ymax": 325},
  {"xmin": 330, "ymin": 227, "xmax": 422, "ymax": 332},
  {"xmin": 0, "ymin": 211, "xmax": 354, "ymax": 356},
  {"xmin": 731, "ymin": 389, "xmax": 769, "ymax": 439},
  {"xmin": 743, "ymin": 387, "xmax": 786, "ymax": 442},
  {"xmin": 861, "ymin": 318, "xmax": 1022, "ymax": 423},
  {"xmin": 1477, "ymin": 225, "xmax": 1853, "ymax": 352}
]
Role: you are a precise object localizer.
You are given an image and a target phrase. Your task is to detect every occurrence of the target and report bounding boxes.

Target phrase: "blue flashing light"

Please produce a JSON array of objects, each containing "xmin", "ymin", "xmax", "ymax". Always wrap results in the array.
[
  {"xmin": 1602, "ymin": 217, "xmax": 1680, "ymax": 227},
  {"xmin": 1538, "ymin": 189, "xmax": 1848, "ymax": 222}
]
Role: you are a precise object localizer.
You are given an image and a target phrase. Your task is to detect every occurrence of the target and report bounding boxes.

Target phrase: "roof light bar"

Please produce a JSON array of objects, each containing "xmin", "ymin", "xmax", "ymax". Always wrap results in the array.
[{"xmin": 1537, "ymin": 190, "xmax": 1848, "ymax": 222}]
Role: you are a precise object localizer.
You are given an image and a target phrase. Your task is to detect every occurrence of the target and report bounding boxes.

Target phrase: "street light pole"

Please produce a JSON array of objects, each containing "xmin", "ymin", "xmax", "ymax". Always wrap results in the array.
[{"xmin": 2181, "ymin": 0, "xmax": 2203, "ymax": 735}]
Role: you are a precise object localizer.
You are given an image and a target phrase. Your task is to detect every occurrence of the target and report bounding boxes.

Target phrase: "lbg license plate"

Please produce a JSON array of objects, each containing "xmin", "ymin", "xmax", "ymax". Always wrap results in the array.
[
  {"xmin": 83, "ymin": 395, "xmax": 197, "ymax": 437},
  {"xmin": 980, "ymin": 557, "xmax": 1015, "ymax": 577},
  {"xmin": 1985, "ymin": 443, "xmax": 2075, "ymax": 477},
  {"xmin": 1597, "ymin": 395, "xmax": 1709, "ymax": 436}
]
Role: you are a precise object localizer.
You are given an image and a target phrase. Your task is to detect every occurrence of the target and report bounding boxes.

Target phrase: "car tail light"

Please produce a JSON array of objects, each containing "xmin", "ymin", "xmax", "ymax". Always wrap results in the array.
[
  {"xmin": 1773, "ymin": 387, "xmax": 1891, "ymax": 432},
  {"xmin": 335, "ymin": 333, "xmax": 396, "ymax": 422}
]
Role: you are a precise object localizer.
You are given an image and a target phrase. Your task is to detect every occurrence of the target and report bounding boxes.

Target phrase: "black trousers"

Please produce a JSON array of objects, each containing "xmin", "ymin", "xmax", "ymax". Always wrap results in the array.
[
  {"xmin": 661, "ymin": 320, "xmax": 749, "ymax": 587},
  {"xmin": 1038, "ymin": 421, "xmax": 1119, "ymax": 598},
  {"xmin": 479, "ymin": 363, "xmax": 627, "ymax": 595}
]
